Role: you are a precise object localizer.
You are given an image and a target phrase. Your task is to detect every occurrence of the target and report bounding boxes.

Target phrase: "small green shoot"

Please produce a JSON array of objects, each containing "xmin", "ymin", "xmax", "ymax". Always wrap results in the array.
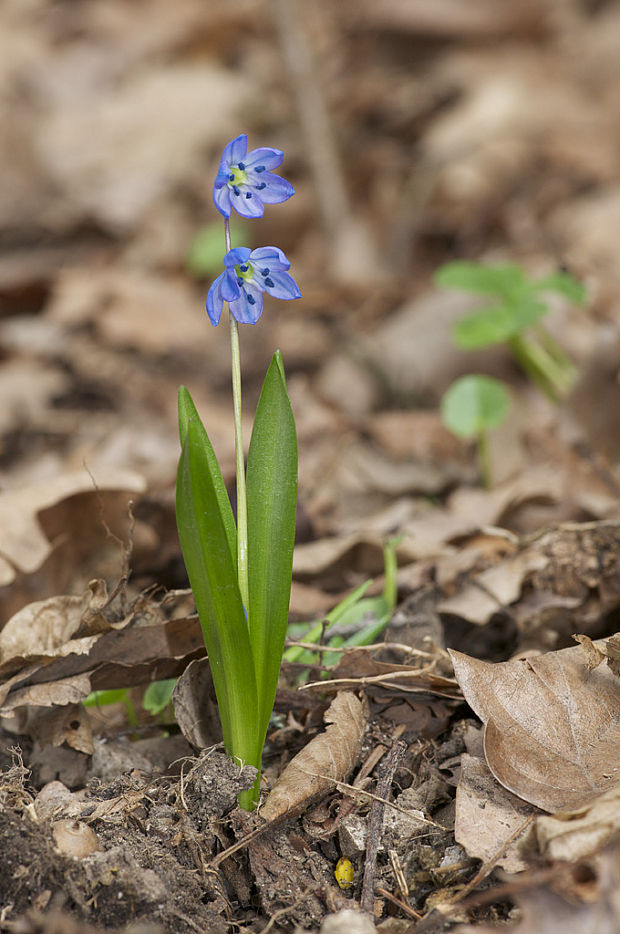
[
  {"xmin": 435, "ymin": 261, "xmax": 585, "ymax": 484},
  {"xmin": 142, "ymin": 678, "xmax": 177, "ymax": 717},
  {"xmin": 284, "ymin": 539, "xmax": 398, "ymax": 671},
  {"xmin": 441, "ymin": 375, "xmax": 510, "ymax": 489},
  {"xmin": 83, "ymin": 688, "xmax": 138, "ymax": 727},
  {"xmin": 435, "ymin": 261, "xmax": 584, "ymax": 401}
]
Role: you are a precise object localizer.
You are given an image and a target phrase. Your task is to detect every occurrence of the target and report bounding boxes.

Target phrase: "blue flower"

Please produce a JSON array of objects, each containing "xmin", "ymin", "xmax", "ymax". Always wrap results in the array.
[
  {"xmin": 207, "ymin": 246, "xmax": 301, "ymax": 325},
  {"xmin": 213, "ymin": 134, "xmax": 295, "ymax": 219}
]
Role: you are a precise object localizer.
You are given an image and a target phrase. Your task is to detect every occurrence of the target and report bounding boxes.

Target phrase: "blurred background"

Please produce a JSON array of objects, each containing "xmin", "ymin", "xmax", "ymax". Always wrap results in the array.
[{"xmin": 1, "ymin": 0, "xmax": 620, "ymax": 618}]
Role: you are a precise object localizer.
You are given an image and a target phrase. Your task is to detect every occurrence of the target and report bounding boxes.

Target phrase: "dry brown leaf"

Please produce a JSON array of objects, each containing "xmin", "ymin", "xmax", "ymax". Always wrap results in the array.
[
  {"xmin": 450, "ymin": 640, "xmax": 620, "ymax": 812},
  {"xmin": 38, "ymin": 63, "xmax": 246, "ymax": 232},
  {"xmin": 455, "ymin": 754, "xmax": 537, "ymax": 873},
  {"xmin": 529, "ymin": 786, "xmax": 620, "ymax": 863},
  {"xmin": 0, "ymin": 468, "xmax": 145, "ymax": 588},
  {"xmin": 453, "ymin": 843, "xmax": 620, "ymax": 934},
  {"xmin": 260, "ymin": 692, "xmax": 366, "ymax": 822},
  {"xmin": 0, "ymin": 580, "xmax": 112, "ymax": 665},
  {"xmin": 0, "ymin": 606, "xmax": 205, "ymax": 715}
]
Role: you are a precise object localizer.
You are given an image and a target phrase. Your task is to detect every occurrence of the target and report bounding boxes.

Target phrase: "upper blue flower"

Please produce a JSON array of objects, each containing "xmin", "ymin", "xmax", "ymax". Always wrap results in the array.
[
  {"xmin": 207, "ymin": 246, "xmax": 301, "ymax": 325},
  {"xmin": 213, "ymin": 134, "xmax": 295, "ymax": 219}
]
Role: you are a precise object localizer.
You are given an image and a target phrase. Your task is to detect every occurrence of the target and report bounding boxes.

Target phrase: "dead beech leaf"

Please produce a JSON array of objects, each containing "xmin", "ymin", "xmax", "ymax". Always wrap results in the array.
[
  {"xmin": 455, "ymin": 754, "xmax": 536, "ymax": 873},
  {"xmin": 449, "ymin": 640, "xmax": 620, "ymax": 812},
  {"xmin": 0, "ymin": 468, "xmax": 145, "ymax": 588},
  {"xmin": 260, "ymin": 692, "xmax": 366, "ymax": 822},
  {"xmin": 453, "ymin": 845, "xmax": 620, "ymax": 934},
  {"xmin": 530, "ymin": 785, "xmax": 620, "ymax": 863},
  {"xmin": 0, "ymin": 581, "xmax": 112, "ymax": 665}
]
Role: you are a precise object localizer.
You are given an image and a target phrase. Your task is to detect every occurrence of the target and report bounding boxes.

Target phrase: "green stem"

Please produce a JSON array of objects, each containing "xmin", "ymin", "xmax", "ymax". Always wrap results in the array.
[
  {"xmin": 535, "ymin": 325, "xmax": 578, "ymax": 390},
  {"xmin": 508, "ymin": 334, "xmax": 564, "ymax": 402},
  {"xmin": 226, "ymin": 218, "xmax": 250, "ymax": 613},
  {"xmin": 477, "ymin": 429, "xmax": 492, "ymax": 489}
]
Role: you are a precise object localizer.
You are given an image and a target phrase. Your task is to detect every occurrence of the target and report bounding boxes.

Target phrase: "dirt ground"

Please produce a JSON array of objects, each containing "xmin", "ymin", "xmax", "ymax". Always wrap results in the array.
[{"xmin": 1, "ymin": 1, "xmax": 619, "ymax": 932}]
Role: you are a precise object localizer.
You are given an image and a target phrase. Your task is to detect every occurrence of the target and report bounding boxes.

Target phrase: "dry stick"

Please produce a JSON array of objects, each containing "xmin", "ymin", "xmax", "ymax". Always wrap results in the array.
[
  {"xmin": 360, "ymin": 738, "xmax": 407, "ymax": 915},
  {"xmin": 377, "ymin": 887, "xmax": 422, "ymax": 922}
]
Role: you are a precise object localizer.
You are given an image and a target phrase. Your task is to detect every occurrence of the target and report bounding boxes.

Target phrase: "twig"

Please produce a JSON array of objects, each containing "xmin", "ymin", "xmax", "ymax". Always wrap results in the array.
[
  {"xmin": 360, "ymin": 738, "xmax": 407, "ymax": 915},
  {"xmin": 376, "ymin": 887, "xmax": 422, "ymax": 921}
]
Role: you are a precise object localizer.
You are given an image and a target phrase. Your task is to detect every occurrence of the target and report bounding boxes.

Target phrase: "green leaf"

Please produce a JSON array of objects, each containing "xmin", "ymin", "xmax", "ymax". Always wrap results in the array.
[
  {"xmin": 453, "ymin": 297, "xmax": 547, "ymax": 349},
  {"xmin": 441, "ymin": 375, "xmax": 510, "ymax": 439},
  {"xmin": 143, "ymin": 678, "xmax": 176, "ymax": 717},
  {"xmin": 533, "ymin": 272, "xmax": 586, "ymax": 305},
  {"xmin": 435, "ymin": 261, "xmax": 526, "ymax": 299},
  {"xmin": 176, "ymin": 418, "xmax": 259, "ymax": 768},
  {"xmin": 83, "ymin": 689, "xmax": 130, "ymax": 708},
  {"xmin": 178, "ymin": 387, "xmax": 237, "ymax": 576},
  {"xmin": 247, "ymin": 351, "xmax": 298, "ymax": 742}
]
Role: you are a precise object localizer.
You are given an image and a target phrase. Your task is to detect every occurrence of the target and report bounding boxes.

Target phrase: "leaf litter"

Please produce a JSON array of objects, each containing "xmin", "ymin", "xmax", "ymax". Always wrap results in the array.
[{"xmin": 2, "ymin": 0, "xmax": 620, "ymax": 931}]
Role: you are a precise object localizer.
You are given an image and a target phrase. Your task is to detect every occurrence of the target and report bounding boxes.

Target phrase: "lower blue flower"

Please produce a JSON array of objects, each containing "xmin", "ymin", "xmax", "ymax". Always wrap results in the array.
[{"xmin": 207, "ymin": 246, "xmax": 301, "ymax": 325}]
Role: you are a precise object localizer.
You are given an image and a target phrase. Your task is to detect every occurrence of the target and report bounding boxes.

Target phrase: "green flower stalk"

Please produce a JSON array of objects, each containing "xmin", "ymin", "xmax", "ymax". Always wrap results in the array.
[{"xmin": 176, "ymin": 136, "xmax": 300, "ymax": 809}]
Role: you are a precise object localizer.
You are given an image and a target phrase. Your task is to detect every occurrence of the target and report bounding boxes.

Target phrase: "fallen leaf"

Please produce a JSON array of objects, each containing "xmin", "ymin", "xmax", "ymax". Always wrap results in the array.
[
  {"xmin": 529, "ymin": 785, "xmax": 620, "ymax": 863},
  {"xmin": 0, "ymin": 580, "xmax": 112, "ymax": 664},
  {"xmin": 450, "ymin": 639, "xmax": 620, "ymax": 812},
  {"xmin": 455, "ymin": 753, "xmax": 537, "ymax": 872},
  {"xmin": 0, "ymin": 468, "xmax": 145, "ymax": 594},
  {"xmin": 260, "ymin": 692, "xmax": 367, "ymax": 821},
  {"xmin": 453, "ymin": 842, "xmax": 620, "ymax": 934},
  {"xmin": 172, "ymin": 657, "xmax": 223, "ymax": 749}
]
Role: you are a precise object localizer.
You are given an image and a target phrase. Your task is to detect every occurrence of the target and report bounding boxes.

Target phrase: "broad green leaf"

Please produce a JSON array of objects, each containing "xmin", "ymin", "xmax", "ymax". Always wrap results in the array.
[
  {"xmin": 453, "ymin": 297, "xmax": 546, "ymax": 349},
  {"xmin": 435, "ymin": 261, "xmax": 526, "ymax": 299},
  {"xmin": 178, "ymin": 387, "xmax": 237, "ymax": 576},
  {"xmin": 441, "ymin": 375, "xmax": 510, "ymax": 439},
  {"xmin": 143, "ymin": 678, "xmax": 176, "ymax": 716},
  {"xmin": 533, "ymin": 272, "xmax": 586, "ymax": 305},
  {"xmin": 247, "ymin": 351, "xmax": 297, "ymax": 742},
  {"xmin": 176, "ymin": 419, "xmax": 259, "ymax": 769}
]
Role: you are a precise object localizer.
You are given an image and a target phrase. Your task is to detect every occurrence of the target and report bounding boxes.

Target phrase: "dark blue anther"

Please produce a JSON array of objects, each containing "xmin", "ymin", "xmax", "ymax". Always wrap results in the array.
[
  {"xmin": 247, "ymin": 294, "xmax": 256, "ymax": 305},
  {"xmin": 237, "ymin": 277, "xmax": 243, "ymax": 286},
  {"xmin": 232, "ymin": 185, "xmax": 240, "ymax": 196},
  {"xmin": 255, "ymin": 165, "xmax": 266, "ymax": 173},
  {"xmin": 256, "ymin": 182, "xmax": 266, "ymax": 190},
  {"xmin": 240, "ymin": 265, "xmax": 248, "ymax": 272},
  {"xmin": 264, "ymin": 277, "xmax": 274, "ymax": 288},
  {"xmin": 229, "ymin": 173, "xmax": 235, "ymax": 181},
  {"xmin": 238, "ymin": 161, "xmax": 246, "ymax": 170},
  {"xmin": 261, "ymin": 268, "xmax": 270, "ymax": 276},
  {"xmin": 246, "ymin": 192, "xmax": 252, "ymax": 199}
]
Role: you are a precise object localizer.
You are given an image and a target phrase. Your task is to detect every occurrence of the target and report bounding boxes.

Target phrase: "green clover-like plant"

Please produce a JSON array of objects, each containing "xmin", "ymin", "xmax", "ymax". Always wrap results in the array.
[{"xmin": 435, "ymin": 261, "xmax": 585, "ymax": 485}]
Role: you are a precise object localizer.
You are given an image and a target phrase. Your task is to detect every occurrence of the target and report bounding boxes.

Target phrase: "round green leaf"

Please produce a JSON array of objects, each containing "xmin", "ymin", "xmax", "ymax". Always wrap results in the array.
[{"xmin": 441, "ymin": 375, "xmax": 510, "ymax": 439}]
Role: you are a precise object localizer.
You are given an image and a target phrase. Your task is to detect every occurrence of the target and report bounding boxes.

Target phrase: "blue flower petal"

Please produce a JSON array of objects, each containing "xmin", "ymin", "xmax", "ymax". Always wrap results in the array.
[
  {"xmin": 207, "ymin": 271, "xmax": 239, "ymax": 326},
  {"xmin": 213, "ymin": 166, "xmax": 230, "ymax": 191},
  {"xmin": 231, "ymin": 189, "xmax": 265, "ymax": 218},
  {"xmin": 250, "ymin": 246, "xmax": 291, "ymax": 272},
  {"xmin": 244, "ymin": 147, "xmax": 284, "ymax": 171},
  {"xmin": 224, "ymin": 247, "xmax": 252, "ymax": 267},
  {"xmin": 213, "ymin": 184, "xmax": 232, "ymax": 218},
  {"xmin": 221, "ymin": 134, "xmax": 247, "ymax": 166},
  {"xmin": 221, "ymin": 267, "xmax": 240, "ymax": 301},
  {"xmin": 230, "ymin": 285, "xmax": 264, "ymax": 324},
  {"xmin": 253, "ymin": 173, "xmax": 295, "ymax": 204},
  {"xmin": 262, "ymin": 271, "xmax": 301, "ymax": 301}
]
